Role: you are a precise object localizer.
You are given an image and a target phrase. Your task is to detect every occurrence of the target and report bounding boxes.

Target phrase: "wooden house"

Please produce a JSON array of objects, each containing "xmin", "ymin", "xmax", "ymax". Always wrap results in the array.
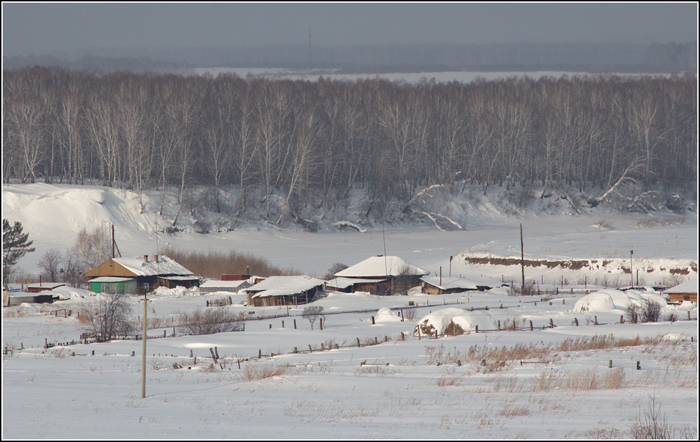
[
  {"xmin": 664, "ymin": 277, "xmax": 698, "ymax": 303},
  {"xmin": 85, "ymin": 255, "xmax": 198, "ymax": 294},
  {"xmin": 421, "ymin": 276, "xmax": 506, "ymax": 295},
  {"xmin": 333, "ymin": 255, "xmax": 429, "ymax": 295},
  {"xmin": 89, "ymin": 277, "xmax": 138, "ymax": 295},
  {"xmin": 245, "ymin": 276, "xmax": 325, "ymax": 307}
]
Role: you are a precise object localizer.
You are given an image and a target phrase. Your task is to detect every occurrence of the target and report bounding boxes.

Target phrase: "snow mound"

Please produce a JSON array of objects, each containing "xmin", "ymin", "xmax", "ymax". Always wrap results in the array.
[
  {"xmin": 51, "ymin": 286, "xmax": 99, "ymax": 301},
  {"xmin": 573, "ymin": 289, "xmax": 670, "ymax": 313},
  {"xmin": 413, "ymin": 308, "xmax": 497, "ymax": 336},
  {"xmin": 450, "ymin": 310, "xmax": 499, "ymax": 334},
  {"xmin": 153, "ymin": 286, "xmax": 201, "ymax": 297},
  {"xmin": 572, "ymin": 291, "xmax": 618, "ymax": 313},
  {"xmin": 375, "ymin": 307, "xmax": 402, "ymax": 323}
]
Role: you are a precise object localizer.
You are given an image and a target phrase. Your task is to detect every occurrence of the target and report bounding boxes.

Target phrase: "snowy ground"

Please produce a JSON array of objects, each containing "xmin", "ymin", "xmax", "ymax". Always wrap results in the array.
[
  {"xmin": 2, "ymin": 287, "xmax": 697, "ymax": 439},
  {"xmin": 2, "ymin": 182, "xmax": 698, "ymax": 438}
]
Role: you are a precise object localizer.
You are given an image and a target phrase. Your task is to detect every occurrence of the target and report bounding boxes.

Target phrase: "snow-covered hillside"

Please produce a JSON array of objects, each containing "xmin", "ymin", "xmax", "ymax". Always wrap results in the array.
[{"xmin": 2, "ymin": 182, "xmax": 697, "ymax": 286}]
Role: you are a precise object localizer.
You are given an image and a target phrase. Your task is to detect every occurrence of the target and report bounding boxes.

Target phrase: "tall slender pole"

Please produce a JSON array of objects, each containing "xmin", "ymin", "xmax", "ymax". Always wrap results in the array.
[
  {"xmin": 141, "ymin": 293, "xmax": 147, "ymax": 398},
  {"xmin": 520, "ymin": 223, "xmax": 525, "ymax": 294},
  {"xmin": 111, "ymin": 224, "xmax": 115, "ymax": 259},
  {"xmin": 630, "ymin": 250, "xmax": 634, "ymax": 286}
]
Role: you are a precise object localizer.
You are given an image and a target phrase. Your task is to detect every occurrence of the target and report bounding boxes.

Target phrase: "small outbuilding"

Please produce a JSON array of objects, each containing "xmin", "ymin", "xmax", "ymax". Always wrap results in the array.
[
  {"xmin": 664, "ymin": 277, "xmax": 698, "ymax": 303},
  {"xmin": 245, "ymin": 276, "xmax": 325, "ymax": 307},
  {"xmin": 421, "ymin": 276, "xmax": 506, "ymax": 294},
  {"xmin": 26, "ymin": 282, "xmax": 66, "ymax": 293}
]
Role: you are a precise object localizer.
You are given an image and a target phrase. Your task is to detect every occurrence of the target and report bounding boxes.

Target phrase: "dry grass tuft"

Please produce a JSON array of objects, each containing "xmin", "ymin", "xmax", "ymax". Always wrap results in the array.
[
  {"xmin": 499, "ymin": 404, "xmax": 530, "ymax": 417},
  {"xmin": 239, "ymin": 363, "xmax": 290, "ymax": 381}
]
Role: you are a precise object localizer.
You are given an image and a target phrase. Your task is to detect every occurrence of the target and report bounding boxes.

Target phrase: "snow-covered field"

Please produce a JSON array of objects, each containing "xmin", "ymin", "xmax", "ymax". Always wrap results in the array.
[{"xmin": 2, "ymin": 182, "xmax": 698, "ymax": 438}]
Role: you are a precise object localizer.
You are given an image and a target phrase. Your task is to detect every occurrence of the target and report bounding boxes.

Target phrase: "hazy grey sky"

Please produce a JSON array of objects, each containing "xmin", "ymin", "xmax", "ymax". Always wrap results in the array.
[{"xmin": 2, "ymin": 3, "xmax": 697, "ymax": 57}]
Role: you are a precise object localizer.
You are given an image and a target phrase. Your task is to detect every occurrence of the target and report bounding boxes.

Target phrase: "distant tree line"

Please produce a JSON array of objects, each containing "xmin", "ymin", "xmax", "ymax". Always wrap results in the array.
[{"xmin": 3, "ymin": 67, "xmax": 696, "ymax": 221}]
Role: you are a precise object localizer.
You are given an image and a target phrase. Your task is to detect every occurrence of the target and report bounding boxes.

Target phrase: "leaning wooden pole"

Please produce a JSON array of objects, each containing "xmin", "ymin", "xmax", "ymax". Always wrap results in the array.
[
  {"xmin": 520, "ymin": 223, "xmax": 525, "ymax": 295},
  {"xmin": 141, "ymin": 293, "xmax": 147, "ymax": 398}
]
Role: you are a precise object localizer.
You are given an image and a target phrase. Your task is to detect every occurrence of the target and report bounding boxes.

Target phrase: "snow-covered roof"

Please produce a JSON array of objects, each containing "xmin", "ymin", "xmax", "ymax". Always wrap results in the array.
[
  {"xmin": 325, "ymin": 277, "xmax": 389, "ymax": 289},
  {"xmin": 200, "ymin": 279, "xmax": 251, "ymax": 288},
  {"xmin": 335, "ymin": 256, "xmax": 429, "ymax": 278},
  {"xmin": 664, "ymin": 277, "xmax": 698, "ymax": 295},
  {"xmin": 421, "ymin": 275, "xmax": 503, "ymax": 290},
  {"xmin": 89, "ymin": 277, "xmax": 134, "ymax": 283},
  {"xmin": 112, "ymin": 255, "xmax": 193, "ymax": 277},
  {"xmin": 246, "ymin": 276, "xmax": 325, "ymax": 298},
  {"xmin": 26, "ymin": 282, "xmax": 66, "ymax": 289}
]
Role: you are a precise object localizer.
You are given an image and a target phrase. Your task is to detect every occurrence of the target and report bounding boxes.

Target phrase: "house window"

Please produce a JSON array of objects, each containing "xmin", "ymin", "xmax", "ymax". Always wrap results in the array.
[{"xmin": 109, "ymin": 283, "xmax": 119, "ymax": 293}]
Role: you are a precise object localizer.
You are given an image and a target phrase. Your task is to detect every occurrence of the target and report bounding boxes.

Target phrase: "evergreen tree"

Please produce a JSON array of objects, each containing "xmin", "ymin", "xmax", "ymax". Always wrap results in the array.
[{"xmin": 3, "ymin": 219, "xmax": 35, "ymax": 284}]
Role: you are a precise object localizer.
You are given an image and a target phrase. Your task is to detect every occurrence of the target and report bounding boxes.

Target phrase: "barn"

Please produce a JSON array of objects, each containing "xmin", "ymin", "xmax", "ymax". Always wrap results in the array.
[
  {"xmin": 245, "ymin": 276, "xmax": 325, "ymax": 307},
  {"xmin": 664, "ymin": 277, "xmax": 698, "ymax": 303},
  {"xmin": 85, "ymin": 255, "xmax": 199, "ymax": 295},
  {"xmin": 333, "ymin": 255, "xmax": 429, "ymax": 295}
]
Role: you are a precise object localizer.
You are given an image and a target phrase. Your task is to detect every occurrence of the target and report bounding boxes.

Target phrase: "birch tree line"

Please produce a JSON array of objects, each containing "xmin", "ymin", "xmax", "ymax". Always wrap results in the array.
[{"xmin": 3, "ymin": 67, "xmax": 696, "ymax": 217}]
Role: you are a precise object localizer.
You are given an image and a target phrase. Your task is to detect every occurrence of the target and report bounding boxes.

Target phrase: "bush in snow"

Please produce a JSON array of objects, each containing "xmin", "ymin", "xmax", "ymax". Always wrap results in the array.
[
  {"xmin": 80, "ymin": 292, "xmax": 135, "ymax": 342},
  {"xmin": 178, "ymin": 307, "xmax": 244, "ymax": 336}
]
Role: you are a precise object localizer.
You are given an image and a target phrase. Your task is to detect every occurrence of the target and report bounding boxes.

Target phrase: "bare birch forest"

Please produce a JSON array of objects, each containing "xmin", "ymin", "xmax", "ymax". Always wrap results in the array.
[{"xmin": 3, "ymin": 67, "xmax": 696, "ymax": 219}]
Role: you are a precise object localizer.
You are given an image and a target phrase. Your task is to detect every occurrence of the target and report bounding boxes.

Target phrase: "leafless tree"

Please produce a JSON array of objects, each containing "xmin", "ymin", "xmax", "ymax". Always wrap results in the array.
[
  {"xmin": 302, "ymin": 305, "xmax": 324, "ymax": 330},
  {"xmin": 81, "ymin": 292, "xmax": 135, "ymax": 342},
  {"xmin": 37, "ymin": 248, "xmax": 63, "ymax": 282}
]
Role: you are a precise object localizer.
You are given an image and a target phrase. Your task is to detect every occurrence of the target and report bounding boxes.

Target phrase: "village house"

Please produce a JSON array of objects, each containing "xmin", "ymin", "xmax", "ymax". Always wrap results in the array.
[
  {"xmin": 421, "ymin": 275, "xmax": 506, "ymax": 295},
  {"xmin": 85, "ymin": 255, "xmax": 199, "ymax": 295},
  {"xmin": 664, "ymin": 277, "xmax": 698, "ymax": 303},
  {"xmin": 333, "ymin": 255, "xmax": 429, "ymax": 295},
  {"xmin": 245, "ymin": 276, "xmax": 325, "ymax": 307}
]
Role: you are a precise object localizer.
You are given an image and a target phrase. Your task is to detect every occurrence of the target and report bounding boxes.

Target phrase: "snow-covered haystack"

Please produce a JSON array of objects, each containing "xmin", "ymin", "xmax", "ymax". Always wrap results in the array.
[
  {"xmin": 572, "ymin": 290, "xmax": 618, "ymax": 313},
  {"xmin": 573, "ymin": 289, "xmax": 669, "ymax": 313},
  {"xmin": 450, "ymin": 310, "xmax": 499, "ymax": 334},
  {"xmin": 375, "ymin": 307, "xmax": 402, "ymax": 323},
  {"xmin": 413, "ymin": 308, "xmax": 497, "ymax": 336}
]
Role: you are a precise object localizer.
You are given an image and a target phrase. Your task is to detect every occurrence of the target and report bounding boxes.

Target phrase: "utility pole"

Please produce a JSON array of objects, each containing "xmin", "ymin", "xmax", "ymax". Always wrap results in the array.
[
  {"xmin": 630, "ymin": 250, "xmax": 634, "ymax": 286},
  {"xmin": 111, "ymin": 224, "xmax": 116, "ymax": 259},
  {"xmin": 449, "ymin": 256, "xmax": 453, "ymax": 278},
  {"xmin": 520, "ymin": 223, "xmax": 525, "ymax": 295},
  {"xmin": 141, "ymin": 292, "xmax": 148, "ymax": 398}
]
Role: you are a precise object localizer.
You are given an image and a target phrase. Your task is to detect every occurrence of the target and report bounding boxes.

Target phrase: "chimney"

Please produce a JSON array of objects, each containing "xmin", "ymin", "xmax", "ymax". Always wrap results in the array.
[
  {"xmin": 143, "ymin": 255, "xmax": 148, "ymax": 263},
  {"xmin": 154, "ymin": 255, "xmax": 159, "ymax": 263}
]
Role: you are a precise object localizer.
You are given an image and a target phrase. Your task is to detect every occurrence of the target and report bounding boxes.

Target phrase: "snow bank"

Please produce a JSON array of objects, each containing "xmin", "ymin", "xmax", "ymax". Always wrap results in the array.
[
  {"xmin": 413, "ymin": 307, "xmax": 497, "ymax": 336},
  {"xmin": 51, "ymin": 286, "xmax": 99, "ymax": 301}
]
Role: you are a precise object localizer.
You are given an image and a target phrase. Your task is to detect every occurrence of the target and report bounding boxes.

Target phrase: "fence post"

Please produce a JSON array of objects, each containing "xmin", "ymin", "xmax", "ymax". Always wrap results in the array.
[
  {"xmin": 688, "ymin": 311, "xmax": 691, "ymax": 321},
  {"xmin": 498, "ymin": 320, "xmax": 501, "ymax": 331},
  {"xmin": 163, "ymin": 330, "xmax": 166, "ymax": 338},
  {"xmin": 309, "ymin": 345, "xmax": 313, "ymax": 353},
  {"xmin": 574, "ymin": 317, "xmax": 579, "ymax": 326},
  {"xmin": 294, "ymin": 347, "xmax": 298, "ymax": 353},
  {"xmin": 282, "ymin": 321, "xmax": 284, "ymax": 328},
  {"xmin": 294, "ymin": 319, "xmax": 297, "ymax": 329},
  {"xmin": 620, "ymin": 315, "xmax": 624, "ymax": 324},
  {"xmin": 549, "ymin": 318, "xmax": 554, "ymax": 328},
  {"xmin": 258, "ymin": 349, "xmax": 261, "ymax": 359},
  {"xmin": 321, "ymin": 343, "xmax": 324, "ymax": 351},
  {"xmin": 594, "ymin": 316, "xmax": 598, "ymax": 325},
  {"xmin": 356, "ymin": 337, "xmax": 361, "ymax": 347},
  {"xmin": 401, "ymin": 310, "xmax": 404, "ymax": 322},
  {"xmin": 132, "ymin": 351, "xmax": 135, "ymax": 357},
  {"xmin": 637, "ymin": 361, "xmax": 641, "ymax": 370},
  {"xmin": 269, "ymin": 324, "xmax": 272, "ymax": 329},
  {"xmin": 475, "ymin": 325, "xmax": 478, "ymax": 333},
  {"xmin": 190, "ymin": 350, "xmax": 193, "ymax": 358},
  {"xmin": 215, "ymin": 347, "xmax": 219, "ymax": 359},
  {"xmin": 609, "ymin": 360, "xmax": 613, "ymax": 368},
  {"xmin": 320, "ymin": 318, "xmax": 323, "ymax": 330},
  {"xmin": 530, "ymin": 321, "xmax": 533, "ymax": 331}
]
